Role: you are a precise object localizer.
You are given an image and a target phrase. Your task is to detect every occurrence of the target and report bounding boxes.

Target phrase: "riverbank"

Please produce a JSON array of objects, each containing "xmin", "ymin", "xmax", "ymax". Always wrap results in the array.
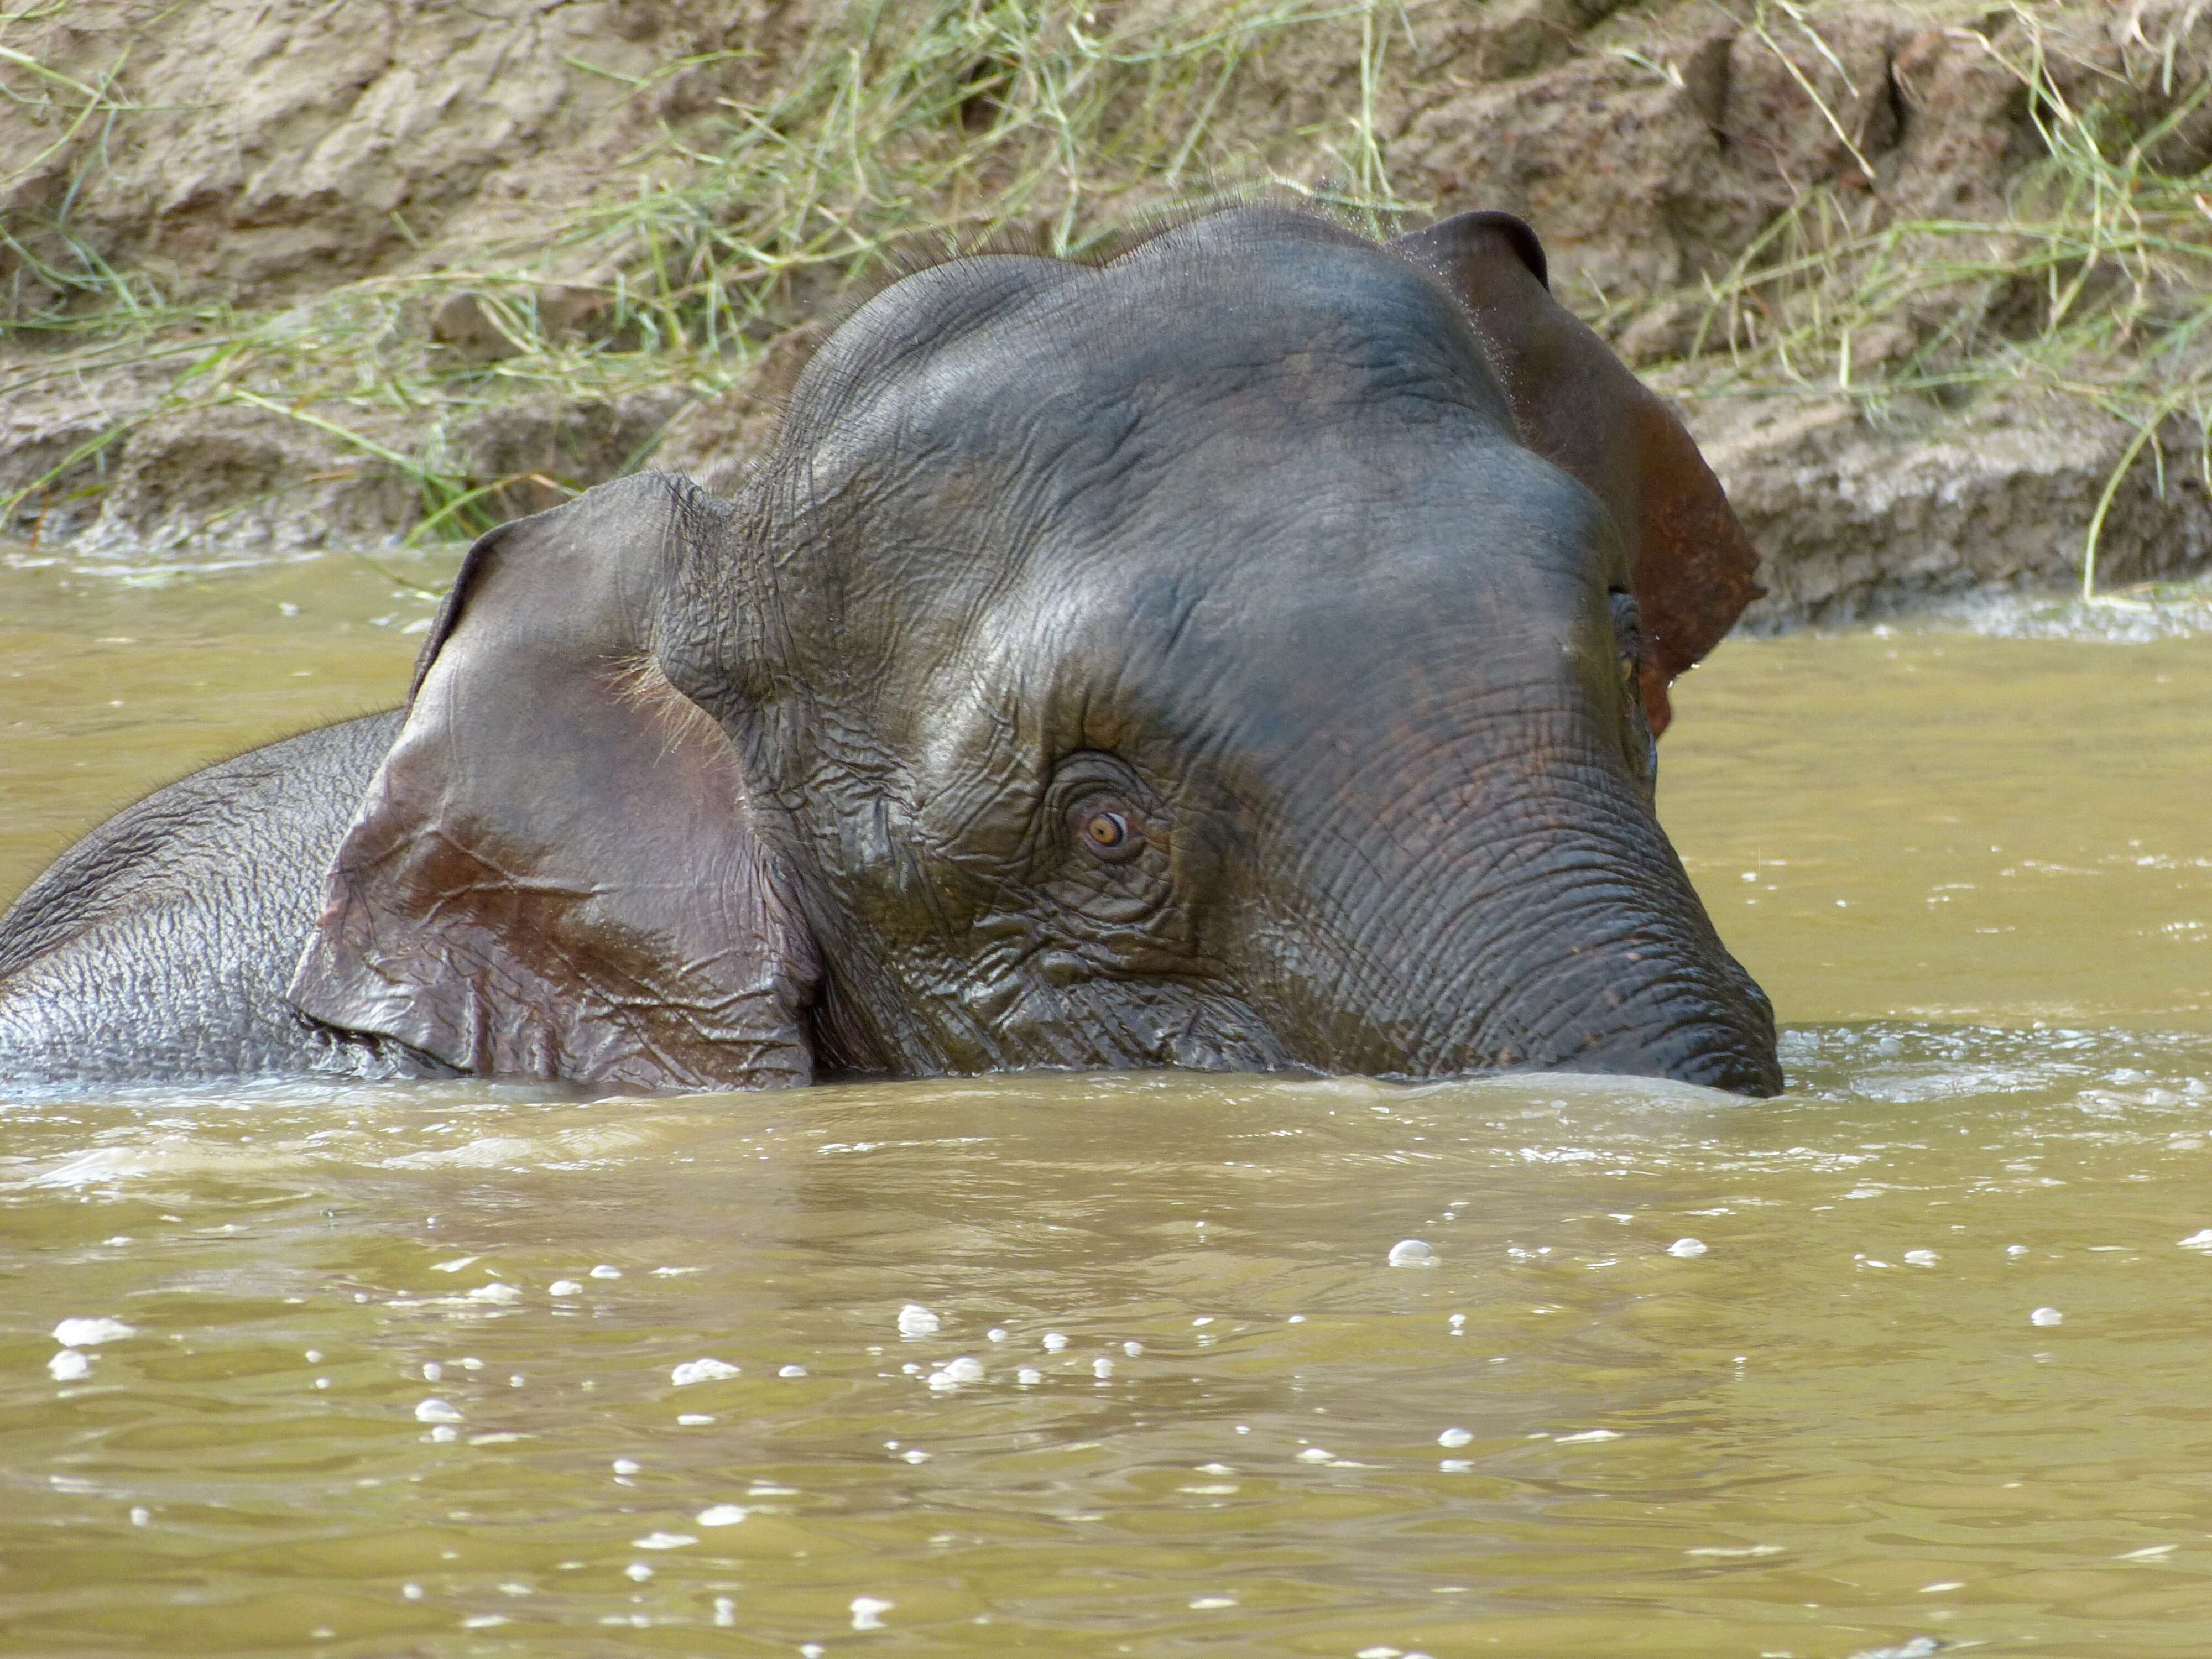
[{"xmin": 4, "ymin": 0, "xmax": 2209, "ymax": 622}]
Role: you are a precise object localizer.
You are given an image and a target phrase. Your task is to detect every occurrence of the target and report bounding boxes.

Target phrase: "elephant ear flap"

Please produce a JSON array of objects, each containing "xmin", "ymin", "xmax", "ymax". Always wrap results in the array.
[
  {"xmin": 1390, "ymin": 210, "xmax": 1765, "ymax": 735},
  {"xmin": 287, "ymin": 473, "xmax": 820, "ymax": 1091}
]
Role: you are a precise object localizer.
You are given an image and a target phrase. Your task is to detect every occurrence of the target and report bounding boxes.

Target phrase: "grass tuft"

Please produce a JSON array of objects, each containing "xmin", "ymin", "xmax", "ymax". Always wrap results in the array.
[{"xmin": 1619, "ymin": 1, "xmax": 2212, "ymax": 599}]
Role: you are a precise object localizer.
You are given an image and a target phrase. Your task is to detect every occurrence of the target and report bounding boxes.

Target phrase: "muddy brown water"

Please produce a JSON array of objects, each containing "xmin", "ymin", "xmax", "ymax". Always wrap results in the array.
[{"xmin": 2, "ymin": 547, "xmax": 2210, "ymax": 1657}]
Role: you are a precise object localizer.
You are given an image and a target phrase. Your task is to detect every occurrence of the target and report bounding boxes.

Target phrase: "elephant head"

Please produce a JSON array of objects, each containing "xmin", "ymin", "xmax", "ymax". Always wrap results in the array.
[{"xmin": 289, "ymin": 206, "xmax": 1781, "ymax": 1095}]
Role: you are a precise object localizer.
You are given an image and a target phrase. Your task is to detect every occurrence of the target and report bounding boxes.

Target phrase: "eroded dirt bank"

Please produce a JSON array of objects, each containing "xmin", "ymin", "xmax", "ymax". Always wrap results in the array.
[{"xmin": 4, "ymin": 0, "xmax": 2208, "ymax": 620}]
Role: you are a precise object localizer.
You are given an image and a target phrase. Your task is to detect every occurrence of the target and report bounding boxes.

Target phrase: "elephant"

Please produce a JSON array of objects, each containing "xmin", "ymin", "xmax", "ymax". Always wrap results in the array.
[{"xmin": 0, "ymin": 205, "xmax": 1782, "ymax": 1096}]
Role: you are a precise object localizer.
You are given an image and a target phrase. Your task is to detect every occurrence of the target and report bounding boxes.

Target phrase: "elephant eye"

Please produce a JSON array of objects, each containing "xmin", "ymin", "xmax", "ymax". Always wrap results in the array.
[{"xmin": 1072, "ymin": 799, "xmax": 1146, "ymax": 862}]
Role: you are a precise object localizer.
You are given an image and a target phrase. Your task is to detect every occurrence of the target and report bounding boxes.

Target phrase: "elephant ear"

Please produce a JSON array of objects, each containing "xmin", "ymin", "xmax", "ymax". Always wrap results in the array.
[
  {"xmin": 1390, "ymin": 210, "xmax": 1764, "ymax": 735},
  {"xmin": 286, "ymin": 473, "xmax": 819, "ymax": 1091}
]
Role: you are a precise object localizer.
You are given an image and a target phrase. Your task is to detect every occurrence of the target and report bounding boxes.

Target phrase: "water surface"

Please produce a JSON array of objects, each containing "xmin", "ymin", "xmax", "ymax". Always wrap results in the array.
[{"xmin": 3, "ymin": 551, "xmax": 2209, "ymax": 1656}]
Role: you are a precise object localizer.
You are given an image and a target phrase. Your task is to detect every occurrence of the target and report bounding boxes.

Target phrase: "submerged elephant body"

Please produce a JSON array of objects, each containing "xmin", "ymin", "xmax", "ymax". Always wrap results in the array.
[{"xmin": 0, "ymin": 207, "xmax": 1782, "ymax": 1095}]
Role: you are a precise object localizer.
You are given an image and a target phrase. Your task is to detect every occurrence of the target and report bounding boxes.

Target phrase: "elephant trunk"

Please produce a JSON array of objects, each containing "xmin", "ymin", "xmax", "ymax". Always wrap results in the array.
[{"xmin": 1247, "ymin": 726, "xmax": 1781, "ymax": 1096}]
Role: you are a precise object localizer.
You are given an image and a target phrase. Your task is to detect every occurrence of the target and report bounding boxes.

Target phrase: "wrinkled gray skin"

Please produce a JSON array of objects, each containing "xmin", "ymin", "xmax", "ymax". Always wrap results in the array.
[
  {"xmin": 0, "ymin": 207, "xmax": 1781, "ymax": 1095},
  {"xmin": 0, "ymin": 713, "xmax": 426, "ymax": 1083}
]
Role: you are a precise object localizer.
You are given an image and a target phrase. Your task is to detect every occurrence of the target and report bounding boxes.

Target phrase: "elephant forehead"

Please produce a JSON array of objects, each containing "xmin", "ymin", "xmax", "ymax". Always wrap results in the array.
[
  {"xmin": 1077, "ymin": 461, "xmax": 1603, "ymax": 656},
  {"xmin": 789, "ymin": 215, "xmax": 1513, "ymax": 499},
  {"xmin": 889, "ymin": 450, "xmax": 1623, "ymax": 782}
]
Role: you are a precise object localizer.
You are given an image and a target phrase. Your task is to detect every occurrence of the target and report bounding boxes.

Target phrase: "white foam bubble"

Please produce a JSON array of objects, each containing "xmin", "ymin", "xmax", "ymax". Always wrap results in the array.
[
  {"xmin": 928, "ymin": 1356, "xmax": 984, "ymax": 1391},
  {"xmin": 1387, "ymin": 1239, "xmax": 1434, "ymax": 1267},
  {"xmin": 590, "ymin": 1265, "xmax": 622, "ymax": 1280},
  {"xmin": 1903, "ymin": 1250, "xmax": 1939, "ymax": 1266},
  {"xmin": 414, "ymin": 1399, "xmax": 462, "ymax": 1423},
  {"xmin": 1438, "ymin": 1427, "xmax": 1473, "ymax": 1448},
  {"xmin": 1016, "ymin": 1368, "xmax": 1042, "ymax": 1385},
  {"xmin": 671, "ymin": 1358, "xmax": 740, "ymax": 1386},
  {"xmin": 850, "ymin": 1596, "xmax": 893, "ymax": 1631},
  {"xmin": 633, "ymin": 1532, "xmax": 694, "ymax": 1550},
  {"xmin": 1092, "ymin": 1357, "xmax": 1114, "ymax": 1379},
  {"xmin": 1556, "ymin": 1429, "xmax": 1620, "ymax": 1443},
  {"xmin": 53, "ymin": 1318, "xmax": 135, "ymax": 1347},
  {"xmin": 1667, "ymin": 1238, "xmax": 1708, "ymax": 1258},
  {"xmin": 1041, "ymin": 1331, "xmax": 1068, "ymax": 1352},
  {"xmin": 1123, "ymin": 1340, "xmax": 1143, "ymax": 1357},
  {"xmin": 2031, "ymin": 1307, "xmax": 2063, "ymax": 1326},
  {"xmin": 549, "ymin": 1280, "xmax": 583, "ymax": 1296},
  {"xmin": 1296, "ymin": 1447, "xmax": 1334, "ymax": 1463},
  {"xmin": 48, "ymin": 1350, "xmax": 89, "ymax": 1382},
  {"xmin": 697, "ymin": 1505, "xmax": 749, "ymax": 1527},
  {"xmin": 2180, "ymin": 1230, "xmax": 2212, "ymax": 1252},
  {"xmin": 897, "ymin": 1304, "xmax": 941, "ymax": 1337},
  {"xmin": 778, "ymin": 1364, "xmax": 808, "ymax": 1378}
]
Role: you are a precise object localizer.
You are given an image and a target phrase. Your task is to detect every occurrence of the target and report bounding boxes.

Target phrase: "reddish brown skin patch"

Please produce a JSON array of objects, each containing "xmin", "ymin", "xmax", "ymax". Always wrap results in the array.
[{"xmin": 1391, "ymin": 211, "xmax": 1766, "ymax": 736}]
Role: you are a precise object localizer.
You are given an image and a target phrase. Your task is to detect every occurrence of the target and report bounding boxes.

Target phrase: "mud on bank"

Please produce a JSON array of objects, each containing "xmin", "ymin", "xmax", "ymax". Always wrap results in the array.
[{"xmin": 4, "ymin": 0, "xmax": 2210, "ymax": 622}]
